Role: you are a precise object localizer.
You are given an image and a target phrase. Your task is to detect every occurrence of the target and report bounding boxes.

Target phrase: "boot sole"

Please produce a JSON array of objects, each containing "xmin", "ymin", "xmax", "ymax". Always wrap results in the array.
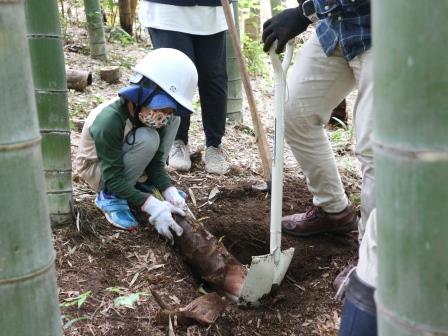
[{"xmin": 283, "ymin": 217, "xmax": 359, "ymax": 237}]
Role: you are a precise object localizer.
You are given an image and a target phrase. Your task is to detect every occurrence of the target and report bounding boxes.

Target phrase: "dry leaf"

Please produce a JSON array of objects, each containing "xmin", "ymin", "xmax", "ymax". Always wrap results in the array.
[
  {"xmin": 208, "ymin": 186, "xmax": 220, "ymax": 202},
  {"xmin": 169, "ymin": 295, "xmax": 181, "ymax": 305}
]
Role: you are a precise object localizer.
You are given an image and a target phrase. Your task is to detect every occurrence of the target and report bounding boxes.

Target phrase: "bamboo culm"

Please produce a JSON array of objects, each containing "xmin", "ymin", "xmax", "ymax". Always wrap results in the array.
[
  {"xmin": 0, "ymin": 2, "xmax": 62, "ymax": 335},
  {"xmin": 25, "ymin": 0, "xmax": 73, "ymax": 226},
  {"xmin": 373, "ymin": 1, "xmax": 448, "ymax": 335}
]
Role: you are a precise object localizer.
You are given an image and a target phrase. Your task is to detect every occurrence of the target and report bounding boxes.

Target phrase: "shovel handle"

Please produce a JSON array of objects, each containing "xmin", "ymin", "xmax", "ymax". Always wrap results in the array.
[
  {"xmin": 269, "ymin": 41, "xmax": 294, "ymax": 81},
  {"xmin": 268, "ymin": 42, "xmax": 294, "ymax": 260},
  {"xmin": 220, "ymin": 0, "xmax": 272, "ymax": 180}
]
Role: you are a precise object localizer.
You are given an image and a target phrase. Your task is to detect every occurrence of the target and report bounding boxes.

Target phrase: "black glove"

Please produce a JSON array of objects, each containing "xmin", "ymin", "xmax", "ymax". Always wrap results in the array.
[{"xmin": 262, "ymin": 6, "xmax": 311, "ymax": 54}]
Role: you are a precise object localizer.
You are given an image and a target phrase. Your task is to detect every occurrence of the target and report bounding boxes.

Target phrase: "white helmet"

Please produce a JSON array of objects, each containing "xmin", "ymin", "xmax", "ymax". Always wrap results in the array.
[{"xmin": 132, "ymin": 48, "xmax": 198, "ymax": 115}]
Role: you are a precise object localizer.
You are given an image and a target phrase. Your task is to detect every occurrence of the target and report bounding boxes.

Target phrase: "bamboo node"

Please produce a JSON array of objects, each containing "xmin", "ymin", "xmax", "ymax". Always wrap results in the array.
[{"xmin": 0, "ymin": 136, "xmax": 41, "ymax": 152}]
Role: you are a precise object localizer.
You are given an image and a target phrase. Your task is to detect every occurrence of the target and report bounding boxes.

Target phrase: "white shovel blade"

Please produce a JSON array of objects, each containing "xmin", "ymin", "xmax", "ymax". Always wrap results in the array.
[
  {"xmin": 273, "ymin": 247, "xmax": 295, "ymax": 284},
  {"xmin": 239, "ymin": 253, "xmax": 274, "ymax": 304}
]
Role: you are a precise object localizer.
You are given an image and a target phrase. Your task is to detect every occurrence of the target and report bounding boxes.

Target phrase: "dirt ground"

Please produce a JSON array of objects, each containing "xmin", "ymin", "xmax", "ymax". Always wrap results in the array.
[
  {"xmin": 58, "ymin": 173, "xmax": 359, "ymax": 336},
  {"xmin": 57, "ymin": 14, "xmax": 362, "ymax": 336}
]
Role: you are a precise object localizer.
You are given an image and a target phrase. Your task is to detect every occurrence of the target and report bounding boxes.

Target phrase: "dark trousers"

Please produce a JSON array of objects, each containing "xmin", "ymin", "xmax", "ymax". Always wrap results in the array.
[
  {"xmin": 339, "ymin": 298, "xmax": 377, "ymax": 336},
  {"xmin": 148, "ymin": 28, "xmax": 228, "ymax": 147},
  {"xmin": 339, "ymin": 273, "xmax": 377, "ymax": 336}
]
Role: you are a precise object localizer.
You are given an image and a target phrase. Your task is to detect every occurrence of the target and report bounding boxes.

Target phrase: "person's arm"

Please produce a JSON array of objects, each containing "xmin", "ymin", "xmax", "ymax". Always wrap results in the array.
[
  {"xmin": 144, "ymin": 126, "xmax": 172, "ymax": 192},
  {"xmin": 90, "ymin": 109, "xmax": 147, "ymax": 206}
]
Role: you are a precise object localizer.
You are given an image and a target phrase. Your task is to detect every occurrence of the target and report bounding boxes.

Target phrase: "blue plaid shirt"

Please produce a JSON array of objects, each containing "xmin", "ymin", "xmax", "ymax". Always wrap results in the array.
[{"xmin": 313, "ymin": 0, "xmax": 371, "ymax": 60}]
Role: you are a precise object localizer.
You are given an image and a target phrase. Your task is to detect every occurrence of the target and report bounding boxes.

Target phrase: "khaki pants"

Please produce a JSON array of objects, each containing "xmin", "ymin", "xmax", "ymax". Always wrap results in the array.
[
  {"xmin": 285, "ymin": 32, "xmax": 374, "ymax": 234},
  {"xmin": 357, "ymin": 209, "xmax": 377, "ymax": 287},
  {"xmin": 285, "ymin": 32, "xmax": 377, "ymax": 285}
]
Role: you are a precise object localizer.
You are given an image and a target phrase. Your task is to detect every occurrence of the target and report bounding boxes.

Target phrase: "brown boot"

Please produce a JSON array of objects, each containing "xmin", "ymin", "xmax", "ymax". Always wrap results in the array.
[{"xmin": 282, "ymin": 202, "xmax": 358, "ymax": 237}]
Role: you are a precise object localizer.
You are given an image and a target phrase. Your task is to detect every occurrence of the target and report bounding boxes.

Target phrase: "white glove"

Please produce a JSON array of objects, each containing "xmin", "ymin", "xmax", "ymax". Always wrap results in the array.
[
  {"xmin": 141, "ymin": 196, "xmax": 185, "ymax": 244},
  {"xmin": 162, "ymin": 186, "xmax": 186, "ymax": 209}
]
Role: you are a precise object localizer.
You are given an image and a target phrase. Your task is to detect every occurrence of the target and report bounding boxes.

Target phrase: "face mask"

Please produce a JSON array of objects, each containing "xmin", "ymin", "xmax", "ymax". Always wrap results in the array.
[{"xmin": 138, "ymin": 110, "xmax": 173, "ymax": 129}]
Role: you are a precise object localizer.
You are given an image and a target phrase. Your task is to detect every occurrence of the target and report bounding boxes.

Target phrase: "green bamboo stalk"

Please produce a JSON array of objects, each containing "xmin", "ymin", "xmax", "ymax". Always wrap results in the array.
[
  {"xmin": 373, "ymin": 1, "xmax": 448, "ymax": 335},
  {"xmin": 25, "ymin": 0, "xmax": 73, "ymax": 226},
  {"xmin": 226, "ymin": 0, "xmax": 243, "ymax": 122},
  {"xmin": 269, "ymin": 0, "xmax": 282, "ymax": 16},
  {"xmin": 0, "ymin": 2, "xmax": 62, "ymax": 335},
  {"xmin": 83, "ymin": 0, "xmax": 107, "ymax": 60}
]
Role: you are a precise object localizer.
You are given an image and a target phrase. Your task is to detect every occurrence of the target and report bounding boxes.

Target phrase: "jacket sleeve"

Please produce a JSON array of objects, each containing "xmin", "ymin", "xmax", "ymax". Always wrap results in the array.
[
  {"xmin": 144, "ymin": 126, "xmax": 172, "ymax": 192},
  {"xmin": 90, "ymin": 110, "xmax": 148, "ymax": 206}
]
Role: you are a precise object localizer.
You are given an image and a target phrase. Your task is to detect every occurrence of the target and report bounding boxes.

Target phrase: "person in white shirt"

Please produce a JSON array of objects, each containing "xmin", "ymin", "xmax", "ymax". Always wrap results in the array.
[{"xmin": 139, "ymin": 0, "xmax": 231, "ymax": 175}]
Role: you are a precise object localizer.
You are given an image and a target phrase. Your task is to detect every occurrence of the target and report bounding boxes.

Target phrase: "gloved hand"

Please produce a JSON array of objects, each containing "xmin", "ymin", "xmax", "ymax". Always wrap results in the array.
[
  {"xmin": 162, "ymin": 186, "xmax": 186, "ymax": 209},
  {"xmin": 262, "ymin": 6, "xmax": 311, "ymax": 54},
  {"xmin": 141, "ymin": 196, "xmax": 185, "ymax": 244}
]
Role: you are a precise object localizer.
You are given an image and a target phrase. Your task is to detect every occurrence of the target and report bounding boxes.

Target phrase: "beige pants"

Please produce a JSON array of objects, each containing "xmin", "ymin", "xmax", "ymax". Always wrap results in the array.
[
  {"xmin": 285, "ymin": 32, "xmax": 374, "ymax": 233},
  {"xmin": 357, "ymin": 208, "xmax": 377, "ymax": 287},
  {"xmin": 285, "ymin": 32, "xmax": 377, "ymax": 285}
]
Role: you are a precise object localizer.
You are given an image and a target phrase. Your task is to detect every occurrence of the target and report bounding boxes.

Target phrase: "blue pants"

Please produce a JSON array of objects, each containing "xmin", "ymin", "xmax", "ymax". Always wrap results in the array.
[
  {"xmin": 148, "ymin": 28, "xmax": 228, "ymax": 147},
  {"xmin": 339, "ymin": 297, "xmax": 377, "ymax": 336},
  {"xmin": 339, "ymin": 273, "xmax": 377, "ymax": 336}
]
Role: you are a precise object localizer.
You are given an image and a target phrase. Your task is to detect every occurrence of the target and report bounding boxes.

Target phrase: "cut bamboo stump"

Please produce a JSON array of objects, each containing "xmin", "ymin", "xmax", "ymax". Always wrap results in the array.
[
  {"xmin": 66, "ymin": 69, "xmax": 92, "ymax": 91},
  {"xmin": 100, "ymin": 66, "xmax": 121, "ymax": 84}
]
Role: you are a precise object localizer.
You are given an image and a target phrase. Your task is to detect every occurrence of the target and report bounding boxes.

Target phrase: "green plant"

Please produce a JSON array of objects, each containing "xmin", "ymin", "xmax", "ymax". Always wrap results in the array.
[
  {"xmin": 61, "ymin": 291, "xmax": 92, "ymax": 309},
  {"xmin": 114, "ymin": 292, "xmax": 148, "ymax": 308},
  {"xmin": 239, "ymin": 0, "xmax": 260, "ymax": 13},
  {"xmin": 242, "ymin": 34, "xmax": 268, "ymax": 77},
  {"xmin": 341, "ymin": 157, "xmax": 355, "ymax": 175},
  {"xmin": 329, "ymin": 127, "xmax": 352, "ymax": 145},
  {"xmin": 272, "ymin": 4, "xmax": 284, "ymax": 13},
  {"xmin": 108, "ymin": 26, "xmax": 136, "ymax": 45},
  {"xmin": 106, "ymin": 286, "xmax": 126, "ymax": 294},
  {"xmin": 106, "ymin": 288, "xmax": 149, "ymax": 308},
  {"xmin": 351, "ymin": 192, "xmax": 361, "ymax": 207}
]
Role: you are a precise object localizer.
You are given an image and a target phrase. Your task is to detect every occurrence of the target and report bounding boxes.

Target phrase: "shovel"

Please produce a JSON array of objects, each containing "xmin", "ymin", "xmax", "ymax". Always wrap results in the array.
[{"xmin": 239, "ymin": 41, "xmax": 295, "ymax": 304}]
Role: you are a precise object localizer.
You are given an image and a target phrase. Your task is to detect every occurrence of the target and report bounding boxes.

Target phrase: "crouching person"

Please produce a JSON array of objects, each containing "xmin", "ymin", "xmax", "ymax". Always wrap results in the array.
[{"xmin": 75, "ymin": 48, "xmax": 198, "ymax": 243}]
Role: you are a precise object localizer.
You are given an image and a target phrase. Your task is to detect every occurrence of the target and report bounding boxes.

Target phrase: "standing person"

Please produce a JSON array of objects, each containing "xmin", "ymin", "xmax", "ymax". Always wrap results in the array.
[
  {"xmin": 138, "ymin": 0, "xmax": 231, "ymax": 175},
  {"xmin": 262, "ymin": 0, "xmax": 377, "ymax": 334},
  {"xmin": 75, "ymin": 48, "xmax": 198, "ymax": 244},
  {"xmin": 262, "ymin": 0, "xmax": 373, "ymax": 239}
]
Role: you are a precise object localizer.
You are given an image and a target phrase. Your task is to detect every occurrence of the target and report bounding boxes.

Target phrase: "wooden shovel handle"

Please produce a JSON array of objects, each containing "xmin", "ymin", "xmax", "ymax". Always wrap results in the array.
[{"xmin": 221, "ymin": 0, "xmax": 272, "ymax": 179}]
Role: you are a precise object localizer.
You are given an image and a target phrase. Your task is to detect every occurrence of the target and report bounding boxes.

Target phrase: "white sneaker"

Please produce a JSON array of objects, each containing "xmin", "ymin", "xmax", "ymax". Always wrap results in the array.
[
  {"xmin": 204, "ymin": 145, "xmax": 230, "ymax": 175},
  {"xmin": 168, "ymin": 140, "xmax": 191, "ymax": 171}
]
